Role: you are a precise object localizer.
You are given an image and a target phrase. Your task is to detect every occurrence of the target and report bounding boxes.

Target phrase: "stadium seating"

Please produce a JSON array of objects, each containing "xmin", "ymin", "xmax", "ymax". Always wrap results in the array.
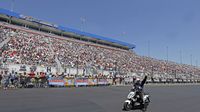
[{"xmin": 0, "ymin": 24, "xmax": 199, "ymax": 80}]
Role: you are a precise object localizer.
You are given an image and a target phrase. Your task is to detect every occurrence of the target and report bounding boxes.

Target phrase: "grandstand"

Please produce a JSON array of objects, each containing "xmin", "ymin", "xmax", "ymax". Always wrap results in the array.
[
  {"xmin": 0, "ymin": 8, "xmax": 135, "ymax": 50},
  {"xmin": 0, "ymin": 8, "xmax": 200, "ymax": 82}
]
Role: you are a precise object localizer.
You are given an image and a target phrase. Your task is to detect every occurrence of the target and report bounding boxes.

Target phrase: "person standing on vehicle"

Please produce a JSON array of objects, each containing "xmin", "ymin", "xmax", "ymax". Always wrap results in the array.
[{"xmin": 133, "ymin": 75, "xmax": 147, "ymax": 104}]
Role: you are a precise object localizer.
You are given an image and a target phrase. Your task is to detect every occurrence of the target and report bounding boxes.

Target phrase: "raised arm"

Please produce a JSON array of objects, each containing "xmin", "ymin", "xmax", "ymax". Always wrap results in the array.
[{"xmin": 141, "ymin": 75, "xmax": 147, "ymax": 88}]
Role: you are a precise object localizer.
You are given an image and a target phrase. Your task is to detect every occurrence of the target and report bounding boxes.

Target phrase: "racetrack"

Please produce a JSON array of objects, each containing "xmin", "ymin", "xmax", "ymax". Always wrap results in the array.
[{"xmin": 0, "ymin": 85, "xmax": 200, "ymax": 112}]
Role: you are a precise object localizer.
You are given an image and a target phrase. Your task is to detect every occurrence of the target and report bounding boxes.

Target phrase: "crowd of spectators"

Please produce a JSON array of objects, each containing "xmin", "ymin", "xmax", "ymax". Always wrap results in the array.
[
  {"xmin": 0, "ymin": 24, "xmax": 200, "ymax": 80},
  {"xmin": 0, "ymin": 26, "xmax": 12, "ymax": 43},
  {"xmin": 0, "ymin": 26, "xmax": 56, "ymax": 66},
  {"xmin": 51, "ymin": 38, "xmax": 200, "ymax": 79}
]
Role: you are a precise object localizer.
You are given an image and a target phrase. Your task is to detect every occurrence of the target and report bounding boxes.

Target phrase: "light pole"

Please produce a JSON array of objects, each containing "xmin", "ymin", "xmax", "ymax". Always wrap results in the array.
[
  {"xmin": 166, "ymin": 46, "xmax": 169, "ymax": 75},
  {"xmin": 148, "ymin": 40, "xmax": 150, "ymax": 57},
  {"xmin": 190, "ymin": 54, "xmax": 193, "ymax": 66},
  {"xmin": 80, "ymin": 17, "xmax": 86, "ymax": 32},
  {"xmin": 166, "ymin": 46, "xmax": 169, "ymax": 62},
  {"xmin": 179, "ymin": 49, "xmax": 182, "ymax": 64},
  {"xmin": 11, "ymin": 0, "xmax": 15, "ymax": 12}
]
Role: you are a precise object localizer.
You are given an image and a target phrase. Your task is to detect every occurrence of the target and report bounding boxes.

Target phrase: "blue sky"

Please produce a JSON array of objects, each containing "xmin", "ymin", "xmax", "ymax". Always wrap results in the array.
[{"xmin": 0, "ymin": 0, "xmax": 200, "ymax": 65}]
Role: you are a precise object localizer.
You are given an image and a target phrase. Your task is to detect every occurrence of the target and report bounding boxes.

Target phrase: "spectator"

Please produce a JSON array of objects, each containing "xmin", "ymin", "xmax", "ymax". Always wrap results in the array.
[{"xmin": 0, "ymin": 24, "xmax": 199, "ymax": 81}]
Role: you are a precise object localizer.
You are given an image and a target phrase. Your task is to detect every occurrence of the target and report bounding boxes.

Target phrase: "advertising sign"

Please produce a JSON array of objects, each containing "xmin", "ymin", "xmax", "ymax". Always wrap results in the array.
[
  {"xmin": 65, "ymin": 78, "xmax": 75, "ymax": 86},
  {"xmin": 75, "ymin": 78, "xmax": 88, "ymax": 86},
  {"xmin": 48, "ymin": 78, "xmax": 65, "ymax": 86}
]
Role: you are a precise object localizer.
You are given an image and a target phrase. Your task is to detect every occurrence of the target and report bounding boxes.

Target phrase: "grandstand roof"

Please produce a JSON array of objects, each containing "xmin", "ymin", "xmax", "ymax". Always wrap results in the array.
[{"xmin": 0, "ymin": 8, "xmax": 136, "ymax": 49}]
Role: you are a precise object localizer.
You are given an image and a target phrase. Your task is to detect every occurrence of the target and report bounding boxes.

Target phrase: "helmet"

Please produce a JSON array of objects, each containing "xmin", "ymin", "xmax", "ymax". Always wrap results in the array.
[
  {"xmin": 135, "ymin": 78, "xmax": 141, "ymax": 84},
  {"xmin": 136, "ymin": 78, "xmax": 140, "ymax": 81}
]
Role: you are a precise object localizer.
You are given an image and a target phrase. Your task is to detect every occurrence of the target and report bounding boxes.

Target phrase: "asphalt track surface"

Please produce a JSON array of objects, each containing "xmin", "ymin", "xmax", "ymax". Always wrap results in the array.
[{"xmin": 0, "ymin": 85, "xmax": 200, "ymax": 112}]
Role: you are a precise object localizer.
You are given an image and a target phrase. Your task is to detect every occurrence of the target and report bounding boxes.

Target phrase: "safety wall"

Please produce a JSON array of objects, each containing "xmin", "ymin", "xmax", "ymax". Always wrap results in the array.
[{"xmin": 48, "ymin": 77, "xmax": 112, "ymax": 87}]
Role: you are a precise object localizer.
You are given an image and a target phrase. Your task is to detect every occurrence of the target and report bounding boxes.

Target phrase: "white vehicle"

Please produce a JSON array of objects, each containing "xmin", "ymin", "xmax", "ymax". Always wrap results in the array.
[{"xmin": 122, "ymin": 87, "xmax": 150, "ymax": 112}]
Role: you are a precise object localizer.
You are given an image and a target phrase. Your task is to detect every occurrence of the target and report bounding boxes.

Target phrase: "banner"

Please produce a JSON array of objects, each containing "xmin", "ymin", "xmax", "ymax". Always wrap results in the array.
[
  {"xmin": 98, "ymin": 78, "xmax": 109, "ymax": 85},
  {"xmin": 64, "ymin": 78, "xmax": 75, "ymax": 86},
  {"xmin": 48, "ymin": 78, "xmax": 65, "ymax": 86},
  {"xmin": 75, "ymin": 78, "xmax": 88, "ymax": 86},
  {"xmin": 107, "ymin": 78, "xmax": 113, "ymax": 84},
  {"xmin": 48, "ymin": 77, "xmax": 111, "ymax": 87},
  {"xmin": 88, "ymin": 78, "xmax": 97, "ymax": 86}
]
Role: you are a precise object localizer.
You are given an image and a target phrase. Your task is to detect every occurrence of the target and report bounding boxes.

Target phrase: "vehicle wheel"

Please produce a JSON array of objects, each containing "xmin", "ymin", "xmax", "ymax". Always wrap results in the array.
[
  {"xmin": 142, "ymin": 108, "xmax": 147, "ymax": 112},
  {"xmin": 140, "ymin": 104, "xmax": 147, "ymax": 112},
  {"xmin": 142, "ymin": 101, "xmax": 149, "ymax": 112},
  {"xmin": 123, "ymin": 102, "xmax": 132, "ymax": 111},
  {"xmin": 146, "ymin": 97, "xmax": 150, "ymax": 103}
]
